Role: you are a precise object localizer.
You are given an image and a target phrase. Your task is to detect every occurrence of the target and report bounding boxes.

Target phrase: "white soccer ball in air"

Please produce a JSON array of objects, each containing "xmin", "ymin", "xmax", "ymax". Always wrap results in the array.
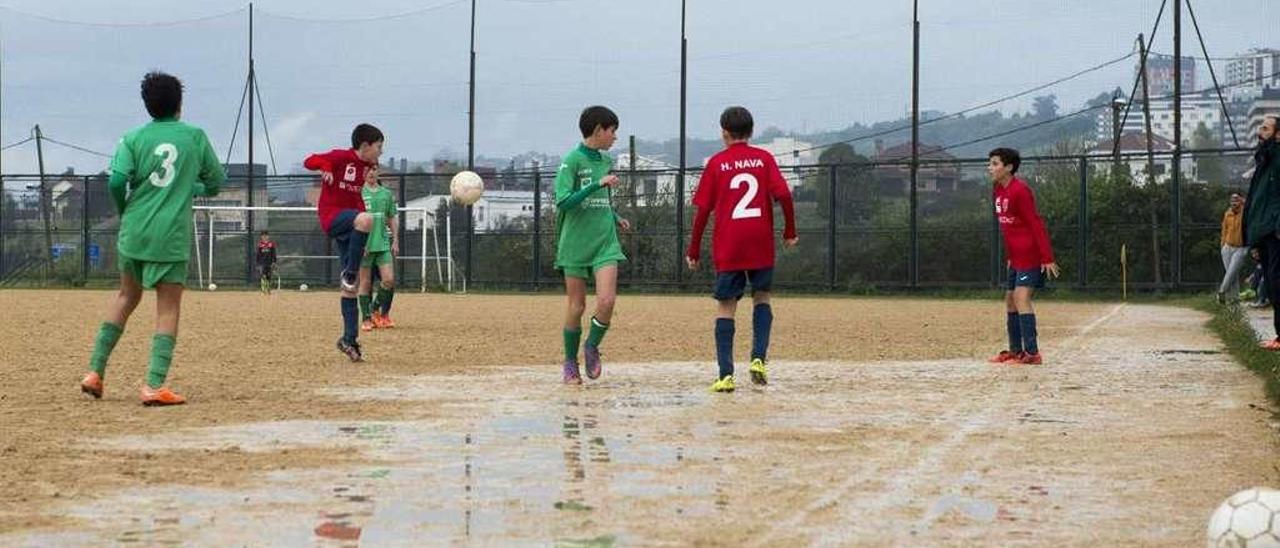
[
  {"xmin": 207, "ymin": 283, "xmax": 217, "ymax": 291},
  {"xmin": 450, "ymin": 170, "xmax": 485, "ymax": 206},
  {"xmin": 299, "ymin": 283, "xmax": 309, "ymax": 292},
  {"xmin": 1207, "ymin": 488, "xmax": 1280, "ymax": 547}
]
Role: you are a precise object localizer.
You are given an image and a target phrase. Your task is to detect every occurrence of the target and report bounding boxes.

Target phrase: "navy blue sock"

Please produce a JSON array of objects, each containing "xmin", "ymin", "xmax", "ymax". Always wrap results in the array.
[
  {"xmin": 1019, "ymin": 314, "xmax": 1039, "ymax": 354},
  {"xmin": 345, "ymin": 230, "xmax": 368, "ymax": 274},
  {"xmin": 751, "ymin": 303, "xmax": 773, "ymax": 361},
  {"xmin": 341, "ymin": 297, "xmax": 358, "ymax": 343},
  {"xmin": 715, "ymin": 318, "xmax": 735, "ymax": 379},
  {"xmin": 1007, "ymin": 312, "xmax": 1023, "ymax": 353}
]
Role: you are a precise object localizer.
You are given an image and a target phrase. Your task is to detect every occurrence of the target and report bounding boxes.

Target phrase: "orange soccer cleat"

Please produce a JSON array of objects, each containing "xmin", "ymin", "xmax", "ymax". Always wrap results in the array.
[
  {"xmin": 80, "ymin": 372, "xmax": 104, "ymax": 399},
  {"xmin": 140, "ymin": 385, "xmax": 187, "ymax": 406}
]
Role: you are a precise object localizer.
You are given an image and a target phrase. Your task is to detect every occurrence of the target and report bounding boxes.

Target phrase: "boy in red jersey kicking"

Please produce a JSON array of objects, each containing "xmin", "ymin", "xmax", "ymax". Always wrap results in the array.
[{"xmin": 303, "ymin": 124, "xmax": 384, "ymax": 362}]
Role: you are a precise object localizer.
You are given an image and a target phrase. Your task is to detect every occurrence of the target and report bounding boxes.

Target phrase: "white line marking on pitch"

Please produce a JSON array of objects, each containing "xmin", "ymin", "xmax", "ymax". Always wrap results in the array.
[
  {"xmin": 1060, "ymin": 303, "xmax": 1126, "ymax": 350},
  {"xmin": 753, "ymin": 302, "xmax": 1127, "ymax": 546}
]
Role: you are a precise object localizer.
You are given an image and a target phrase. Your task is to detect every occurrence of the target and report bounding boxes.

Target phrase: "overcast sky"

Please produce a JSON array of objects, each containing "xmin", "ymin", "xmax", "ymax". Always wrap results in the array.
[{"xmin": 0, "ymin": 0, "xmax": 1274, "ymax": 174}]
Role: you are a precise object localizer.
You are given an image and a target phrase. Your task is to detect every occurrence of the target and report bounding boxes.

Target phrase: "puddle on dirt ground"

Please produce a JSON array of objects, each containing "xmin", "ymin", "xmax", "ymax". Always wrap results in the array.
[
  {"xmin": 14, "ymin": 359, "xmax": 1106, "ymax": 545},
  {"xmin": 1152, "ymin": 349, "xmax": 1223, "ymax": 355},
  {"xmin": 922, "ymin": 494, "xmax": 1000, "ymax": 524},
  {"xmin": 27, "ymin": 364, "xmax": 852, "ymax": 544}
]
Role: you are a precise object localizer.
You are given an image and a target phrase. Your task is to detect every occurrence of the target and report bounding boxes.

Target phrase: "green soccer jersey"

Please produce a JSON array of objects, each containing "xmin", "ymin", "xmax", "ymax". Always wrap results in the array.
[
  {"xmin": 110, "ymin": 118, "xmax": 225, "ymax": 262},
  {"xmin": 361, "ymin": 185, "xmax": 396, "ymax": 253},
  {"xmin": 554, "ymin": 143, "xmax": 626, "ymax": 269}
]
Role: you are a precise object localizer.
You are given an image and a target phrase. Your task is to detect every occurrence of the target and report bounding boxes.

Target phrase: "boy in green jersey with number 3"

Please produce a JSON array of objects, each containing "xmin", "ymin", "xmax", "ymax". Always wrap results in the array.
[{"xmin": 79, "ymin": 71, "xmax": 225, "ymax": 406}]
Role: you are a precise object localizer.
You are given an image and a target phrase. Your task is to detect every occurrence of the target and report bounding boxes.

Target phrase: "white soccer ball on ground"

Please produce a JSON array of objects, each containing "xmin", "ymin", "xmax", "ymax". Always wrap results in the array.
[
  {"xmin": 450, "ymin": 170, "xmax": 485, "ymax": 206},
  {"xmin": 207, "ymin": 283, "xmax": 217, "ymax": 291},
  {"xmin": 299, "ymin": 283, "xmax": 309, "ymax": 292},
  {"xmin": 1207, "ymin": 487, "xmax": 1280, "ymax": 547}
]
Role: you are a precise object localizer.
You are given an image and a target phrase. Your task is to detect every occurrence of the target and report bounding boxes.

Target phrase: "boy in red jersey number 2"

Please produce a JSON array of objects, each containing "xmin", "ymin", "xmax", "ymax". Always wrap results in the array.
[{"xmin": 687, "ymin": 106, "xmax": 797, "ymax": 393}]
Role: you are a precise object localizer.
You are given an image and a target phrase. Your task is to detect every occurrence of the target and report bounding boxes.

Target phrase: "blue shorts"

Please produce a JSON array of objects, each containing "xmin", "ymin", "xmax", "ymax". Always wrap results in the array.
[
  {"xmin": 328, "ymin": 209, "xmax": 359, "ymax": 271},
  {"xmin": 713, "ymin": 268, "xmax": 774, "ymax": 301},
  {"xmin": 1007, "ymin": 267, "xmax": 1045, "ymax": 291}
]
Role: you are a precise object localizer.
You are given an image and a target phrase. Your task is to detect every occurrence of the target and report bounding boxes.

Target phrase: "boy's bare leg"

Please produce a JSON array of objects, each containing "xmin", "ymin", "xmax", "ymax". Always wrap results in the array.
[{"xmin": 81, "ymin": 273, "xmax": 144, "ymax": 398}]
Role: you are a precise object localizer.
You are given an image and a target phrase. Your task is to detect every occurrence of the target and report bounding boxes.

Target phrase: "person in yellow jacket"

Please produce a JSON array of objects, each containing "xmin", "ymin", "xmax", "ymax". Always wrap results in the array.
[{"xmin": 1219, "ymin": 192, "xmax": 1247, "ymax": 303}]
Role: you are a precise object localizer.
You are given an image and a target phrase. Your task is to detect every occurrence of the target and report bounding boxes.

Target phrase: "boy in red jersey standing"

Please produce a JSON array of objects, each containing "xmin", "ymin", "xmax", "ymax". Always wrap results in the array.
[
  {"xmin": 303, "ymin": 124, "xmax": 383, "ymax": 362},
  {"xmin": 987, "ymin": 147, "xmax": 1058, "ymax": 365},
  {"xmin": 686, "ymin": 106, "xmax": 797, "ymax": 393}
]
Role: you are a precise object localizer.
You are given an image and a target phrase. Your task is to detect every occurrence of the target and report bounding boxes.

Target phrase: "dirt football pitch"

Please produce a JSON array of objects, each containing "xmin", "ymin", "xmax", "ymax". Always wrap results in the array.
[{"xmin": 0, "ymin": 289, "xmax": 1276, "ymax": 546}]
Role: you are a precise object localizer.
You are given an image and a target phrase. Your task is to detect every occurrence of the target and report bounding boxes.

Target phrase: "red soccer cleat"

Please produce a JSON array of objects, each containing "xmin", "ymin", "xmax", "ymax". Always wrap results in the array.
[{"xmin": 987, "ymin": 350, "xmax": 1022, "ymax": 364}]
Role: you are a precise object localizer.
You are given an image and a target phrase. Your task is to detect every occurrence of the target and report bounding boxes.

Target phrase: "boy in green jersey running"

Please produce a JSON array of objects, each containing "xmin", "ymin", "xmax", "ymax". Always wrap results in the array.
[
  {"xmin": 358, "ymin": 167, "xmax": 398, "ymax": 330},
  {"xmin": 80, "ymin": 71, "xmax": 226, "ymax": 406},
  {"xmin": 555, "ymin": 106, "xmax": 631, "ymax": 384}
]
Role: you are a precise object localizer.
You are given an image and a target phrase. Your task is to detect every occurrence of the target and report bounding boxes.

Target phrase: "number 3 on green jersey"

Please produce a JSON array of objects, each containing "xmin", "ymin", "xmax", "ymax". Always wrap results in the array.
[{"xmin": 149, "ymin": 143, "xmax": 178, "ymax": 187}]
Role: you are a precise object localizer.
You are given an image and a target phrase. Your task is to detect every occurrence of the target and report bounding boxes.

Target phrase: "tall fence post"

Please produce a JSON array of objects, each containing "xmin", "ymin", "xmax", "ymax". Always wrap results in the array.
[
  {"xmin": 1078, "ymin": 156, "xmax": 1088, "ymax": 288},
  {"xmin": 675, "ymin": 170, "xmax": 684, "ymax": 287},
  {"xmin": 82, "ymin": 175, "xmax": 90, "ymax": 283},
  {"xmin": 1172, "ymin": 153, "xmax": 1182, "ymax": 289},
  {"xmin": 0, "ymin": 174, "xmax": 5, "ymax": 277},
  {"xmin": 533, "ymin": 165, "xmax": 541, "ymax": 288},
  {"xmin": 246, "ymin": 176, "xmax": 255, "ymax": 285},
  {"xmin": 827, "ymin": 166, "xmax": 837, "ymax": 290},
  {"xmin": 398, "ymin": 173, "xmax": 407, "ymax": 287},
  {"xmin": 990, "ymin": 187, "xmax": 1000, "ymax": 289}
]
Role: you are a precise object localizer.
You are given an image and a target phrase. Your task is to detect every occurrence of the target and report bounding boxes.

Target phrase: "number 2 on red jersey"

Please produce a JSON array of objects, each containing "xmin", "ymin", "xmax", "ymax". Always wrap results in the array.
[{"xmin": 729, "ymin": 173, "xmax": 762, "ymax": 220}]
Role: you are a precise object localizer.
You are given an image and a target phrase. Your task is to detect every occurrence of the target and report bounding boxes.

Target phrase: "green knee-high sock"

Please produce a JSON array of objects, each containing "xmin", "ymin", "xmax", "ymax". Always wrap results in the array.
[
  {"xmin": 586, "ymin": 316, "xmax": 610, "ymax": 348},
  {"xmin": 358, "ymin": 294, "xmax": 372, "ymax": 320},
  {"xmin": 146, "ymin": 334, "xmax": 176, "ymax": 389},
  {"xmin": 88, "ymin": 321, "xmax": 124, "ymax": 377},
  {"xmin": 563, "ymin": 327, "xmax": 582, "ymax": 363},
  {"xmin": 377, "ymin": 286, "xmax": 394, "ymax": 316}
]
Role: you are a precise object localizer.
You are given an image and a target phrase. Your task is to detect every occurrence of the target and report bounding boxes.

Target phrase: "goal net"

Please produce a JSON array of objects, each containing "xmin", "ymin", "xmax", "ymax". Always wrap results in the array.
[{"xmin": 191, "ymin": 205, "xmax": 460, "ymax": 292}]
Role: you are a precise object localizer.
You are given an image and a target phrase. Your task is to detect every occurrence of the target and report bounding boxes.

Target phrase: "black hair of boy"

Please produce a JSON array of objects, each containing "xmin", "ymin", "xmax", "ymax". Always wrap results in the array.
[
  {"xmin": 141, "ymin": 72, "xmax": 183, "ymax": 120},
  {"xmin": 578, "ymin": 106, "xmax": 619, "ymax": 138},
  {"xmin": 720, "ymin": 106, "xmax": 754, "ymax": 140},
  {"xmin": 351, "ymin": 124, "xmax": 385, "ymax": 149},
  {"xmin": 988, "ymin": 147, "xmax": 1021, "ymax": 174}
]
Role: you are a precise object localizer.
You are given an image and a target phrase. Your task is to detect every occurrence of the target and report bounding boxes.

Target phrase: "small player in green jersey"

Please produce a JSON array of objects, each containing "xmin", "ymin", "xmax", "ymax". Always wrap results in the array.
[
  {"xmin": 80, "ymin": 71, "xmax": 226, "ymax": 406},
  {"xmin": 555, "ymin": 106, "xmax": 631, "ymax": 385},
  {"xmin": 358, "ymin": 167, "xmax": 398, "ymax": 331}
]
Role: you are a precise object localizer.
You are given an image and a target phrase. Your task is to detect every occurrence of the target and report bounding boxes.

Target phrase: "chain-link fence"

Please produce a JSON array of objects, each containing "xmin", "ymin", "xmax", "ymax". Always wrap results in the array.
[{"xmin": 0, "ymin": 147, "xmax": 1259, "ymax": 292}]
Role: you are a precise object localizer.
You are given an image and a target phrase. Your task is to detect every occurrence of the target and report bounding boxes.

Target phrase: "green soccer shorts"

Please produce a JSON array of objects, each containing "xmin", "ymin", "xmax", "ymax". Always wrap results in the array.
[{"xmin": 118, "ymin": 256, "xmax": 187, "ymax": 289}]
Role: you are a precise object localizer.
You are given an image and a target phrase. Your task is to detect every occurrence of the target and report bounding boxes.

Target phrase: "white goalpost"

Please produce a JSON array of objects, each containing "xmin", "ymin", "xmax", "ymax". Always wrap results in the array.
[{"xmin": 192, "ymin": 205, "xmax": 459, "ymax": 292}]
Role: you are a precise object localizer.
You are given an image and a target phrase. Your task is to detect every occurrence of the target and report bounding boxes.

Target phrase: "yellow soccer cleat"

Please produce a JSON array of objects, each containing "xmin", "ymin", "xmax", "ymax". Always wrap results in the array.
[
  {"xmin": 749, "ymin": 358, "xmax": 768, "ymax": 386},
  {"xmin": 709, "ymin": 375, "xmax": 736, "ymax": 393}
]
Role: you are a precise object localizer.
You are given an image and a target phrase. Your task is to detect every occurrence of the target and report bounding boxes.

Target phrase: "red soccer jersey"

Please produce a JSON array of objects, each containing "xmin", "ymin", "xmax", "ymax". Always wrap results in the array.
[
  {"xmin": 303, "ymin": 148, "xmax": 372, "ymax": 232},
  {"xmin": 687, "ymin": 143, "xmax": 797, "ymax": 272},
  {"xmin": 256, "ymin": 240, "xmax": 276, "ymax": 266},
  {"xmin": 993, "ymin": 176, "xmax": 1055, "ymax": 271}
]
